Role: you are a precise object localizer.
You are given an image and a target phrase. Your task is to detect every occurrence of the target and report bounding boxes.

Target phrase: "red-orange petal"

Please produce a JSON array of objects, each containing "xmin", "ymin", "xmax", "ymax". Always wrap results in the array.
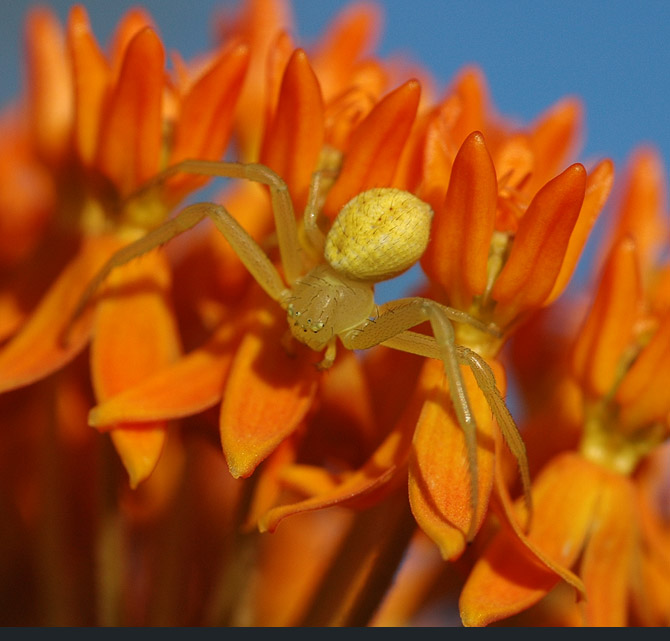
[
  {"xmin": 459, "ymin": 453, "xmax": 600, "ymax": 627},
  {"xmin": 95, "ymin": 27, "xmax": 164, "ymax": 197},
  {"xmin": 323, "ymin": 79, "xmax": 421, "ymax": 218},
  {"xmin": 90, "ymin": 249, "xmax": 181, "ymax": 487},
  {"xmin": 527, "ymin": 97, "xmax": 583, "ymax": 193},
  {"xmin": 579, "ymin": 471, "xmax": 636, "ymax": 626},
  {"xmin": 311, "ymin": 2, "xmax": 382, "ymax": 101},
  {"xmin": 610, "ymin": 146, "xmax": 669, "ymax": 276},
  {"xmin": 260, "ymin": 48, "xmax": 325, "ymax": 213},
  {"xmin": 408, "ymin": 358, "xmax": 496, "ymax": 560},
  {"xmin": 421, "ymin": 131, "xmax": 497, "ymax": 309},
  {"xmin": 546, "ymin": 158, "xmax": 615, "ymax": 304},
  {"xmin": 166, "ymin": 43, "xmax": 250, "ymax": 204},
  {"xmin": 25, "ymin": 7, "xmax": 73, "ymax": 163},
  {"xmin": 89, "ymin": 318, "xmax": 239, "ymax": 429},
  {"xmin": 67, "ymin": 6, "xmax": 110, "ymax": 165},
  {"xmin": 445, "ymin": 66, "xmax": 489, "ymax": 149},
  {"xmin": 492, "ymin": 163, "xmax": 587, "ymax": 323},
  {"xmin": 220, "ymin": 307, "xmax": 319, "ymax": 479},
  {"xmin": 571, "ymin": 236, "xmax": 641, "ymax": 398},
  {"xmin": 0, "ymin": 235, "xmax": 123, "ymax": 393}
]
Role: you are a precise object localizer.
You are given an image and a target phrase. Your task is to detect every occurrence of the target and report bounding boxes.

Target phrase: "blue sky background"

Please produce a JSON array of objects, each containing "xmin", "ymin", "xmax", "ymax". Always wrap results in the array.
[{"xmin": 2, "ymin": 0, "xmax": 670, "ymax": 300}]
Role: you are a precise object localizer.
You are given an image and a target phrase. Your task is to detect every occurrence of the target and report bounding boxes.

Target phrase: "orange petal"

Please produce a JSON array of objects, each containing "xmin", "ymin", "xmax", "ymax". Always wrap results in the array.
[
  {"xmin": 0, "ymin": 235, "xmax": 123, "ymax": 393},
  {"xmin": 579, "ymin": 471, "xmax": 636, "ymax": 626},
  {"xmin": 492, "ymin": 163, "xmax": 587, "ymax": 323},
  {"xmin": 617, "ymin": 311, "xmax": 670, "ymax": 430},
  {"xmin": 408, "ymin": 359, "xmax": 496, "ymax": 560},
  {"xmin": 323, "ymin": 79, "xmax": 421, "ymax": 218},
  {"xmin": 166, "ymin": 43, "xmax": 250, "ymax": 204},
  {"xmin": 527, "ymin": 97, "xmax": 583, "ymax": 192},
  {"xmin": 421, "ymin": 131, "xmax": 497, "ymax": 309},
  {"xmin": 220, "ymin": 0, "xmax": 294, "ymax": 161},
  {"xmin": 67, "ymin": 6, "xmax": 110, "ymax": 165},
  {"xmin": 244, "ymin": 436, "xmax": 298, "ymax": 530},
  {"xmin": 25, "ymin": 7, "xmax": 73, "ymax": 163},
  {"xmin": 109, "ymin": 427, "xmax": 168, "ymax": 490},
  {"xmin": 610, "ymin": 146, "xmax": 669, "ymax": 275},
  {"xmin": 108, "ymin": 8, "xmax": 156, "ymax": 82},
  {"xmin": 95, "ymin": 27, "xmax": 164, "ymax": 196},
  {"xmin": 260, "ymin": 48, "xmax": 325, "ymax": 213},
  {"xmin": 571, "ymin": 237, "xmax": 641, "ymax": 398},
  {"xmin": 546, "ymin": 158, "xmax": 615, "ymax": 303},
  {"xmin": 459, "ymin": 453, "xmax": 598, "ymax": 627},
  {"xmin": 445, "ymin": 66, "xmax": 490, "ymax": 149},
  {"xmin": 220, "ymin": 307, "xmax": 319, "ymax": 479},
  {"xmin": 90, "ymin": 249, "xmax": 181, "ymax": 486},
  {"xmin": 311, "ymin": 2, "xmax": 382, "ymax": 101},
  {"xmin": 89, "ymin": 318, "xmax": 239, "ymax": 429}
]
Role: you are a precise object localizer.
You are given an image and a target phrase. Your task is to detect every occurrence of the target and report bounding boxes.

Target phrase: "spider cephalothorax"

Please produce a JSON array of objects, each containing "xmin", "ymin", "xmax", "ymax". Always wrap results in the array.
[{"xmin": 68, "ymin": 160, "xmax": 532, "ymax": 540}]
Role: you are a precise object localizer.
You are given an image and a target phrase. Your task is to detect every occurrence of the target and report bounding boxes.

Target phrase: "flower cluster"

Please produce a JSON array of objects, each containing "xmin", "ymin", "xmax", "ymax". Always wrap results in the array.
[{"xmin": 0, "ymin": 0, "xmax": 667, "ymax": 627}]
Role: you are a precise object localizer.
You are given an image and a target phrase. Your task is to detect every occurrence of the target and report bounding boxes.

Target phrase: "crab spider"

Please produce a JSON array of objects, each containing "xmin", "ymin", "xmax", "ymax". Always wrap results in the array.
[{"xmin": 68, "ymin": 159, "xmax": 532, "ymax": 541}]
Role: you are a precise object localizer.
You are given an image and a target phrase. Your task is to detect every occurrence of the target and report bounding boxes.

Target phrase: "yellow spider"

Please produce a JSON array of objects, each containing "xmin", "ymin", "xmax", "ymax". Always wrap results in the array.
[{"xmin": 69, "ymin": 159, "xmax": 532, "ymax": 541}]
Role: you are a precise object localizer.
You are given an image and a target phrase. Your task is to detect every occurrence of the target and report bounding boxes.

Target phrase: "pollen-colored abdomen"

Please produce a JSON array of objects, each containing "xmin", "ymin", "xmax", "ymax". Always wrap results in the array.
[{"xmin": 324, "ymin": 188, "xmax": 434, "ymax": 282}]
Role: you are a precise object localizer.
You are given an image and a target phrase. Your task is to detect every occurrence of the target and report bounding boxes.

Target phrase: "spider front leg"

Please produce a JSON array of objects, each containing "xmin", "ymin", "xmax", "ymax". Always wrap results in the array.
[
  {"xmin": 64, "ymin": 160, "xmax": 311, "ymax": 337},
  {"xmin": 65, "ymin": 200, "xmax": 287, "ymax": 340},
  {"xmin": 341, "ymin": 297, "xmax": 482, "ymax": 542}
]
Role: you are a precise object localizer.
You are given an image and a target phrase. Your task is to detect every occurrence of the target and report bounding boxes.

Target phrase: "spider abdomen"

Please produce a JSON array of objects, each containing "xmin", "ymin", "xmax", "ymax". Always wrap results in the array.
[{"xmin": 324, "ymin": 188, "xmax": 434, "ymax": 282}]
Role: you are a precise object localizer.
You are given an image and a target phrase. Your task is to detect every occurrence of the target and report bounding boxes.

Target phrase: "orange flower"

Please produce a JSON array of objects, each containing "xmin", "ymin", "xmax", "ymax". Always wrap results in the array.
[
  {"xmin": 220, "ymin": 69, "xmax": 613, "ymax": 565},
  {"xmin": 83, "ymin": 4, "xmax": 420, "ymax": 490},
  {"xmin": 459, "ymin": 147, "xmax": 670, "ymax": 627},
  {"xmin": 0, "ymin": 5, "xmax": 249, "ymax": 485}
]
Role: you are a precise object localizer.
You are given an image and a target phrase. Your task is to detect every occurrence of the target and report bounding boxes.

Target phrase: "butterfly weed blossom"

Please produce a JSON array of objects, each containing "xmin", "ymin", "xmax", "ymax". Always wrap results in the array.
[{"xmin": 0, "ymin": 0, "xmax": 666, "ymax": 628}]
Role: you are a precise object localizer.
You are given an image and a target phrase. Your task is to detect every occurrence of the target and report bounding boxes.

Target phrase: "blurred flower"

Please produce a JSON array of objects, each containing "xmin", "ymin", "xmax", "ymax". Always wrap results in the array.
[
  {"xmin": 459, "ymin": 147, "xmax": 670, "ymax": 627},
  {"xmin": 0, "ymin": 5, "xmax": 249, "ymax": 484}
]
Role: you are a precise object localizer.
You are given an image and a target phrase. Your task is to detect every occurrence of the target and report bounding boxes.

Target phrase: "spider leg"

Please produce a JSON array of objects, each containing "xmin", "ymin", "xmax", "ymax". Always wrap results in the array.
[
  {"xmin": 340, "ymin": 297, "xmax": 480, "ymax": 542},
  {"xmin": 381, "ymin": 329, "xmax": 533, "ymax": 530},
  {"xmin": 126, "ymin": 159, "xmax": 305, "ymax": 284},
  {"xmin": 63, "ymin": 201, "xmax": 286, "ymax": 343}
]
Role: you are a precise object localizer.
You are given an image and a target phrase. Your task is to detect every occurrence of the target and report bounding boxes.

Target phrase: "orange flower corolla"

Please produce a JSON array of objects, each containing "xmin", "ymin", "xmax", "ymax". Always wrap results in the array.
[
  {"xmin": 459, "ymin": 147, "xmax": 670, "ymax": 627},
  {"xmin": 84, "ymin": 2, "xmax": 420, "ymax": 489},
  {"xmin": 253, "ymin": 82, "xmax": 614, "ymax": 563},
  {"xmin": 0, "ymin": 5, "xmax": 249, "ymax": 485}
]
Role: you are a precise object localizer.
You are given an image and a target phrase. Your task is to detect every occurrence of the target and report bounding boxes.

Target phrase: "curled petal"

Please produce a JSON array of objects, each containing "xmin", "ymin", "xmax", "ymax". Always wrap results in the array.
[
  {"xmin": 95, "ymin": 28, "xmax": 164, "ymax": 196},
  {"xmin": 0, "ymin": 236, "xmax": 123, "ymax": 393},
  {"xmin": 220, "ymin": 308, "xmax": 319, "ymax": 479},
  {"xmin": 421, "ymin": 131, "xmax": 497, "ymax": 308},
  {"xmin": 572, "ymin": 237, "xmax": 641, "ymax": 398},
  {"xmin": 260, "ymin": 48, "xmax": 325, "ymax": 213},
  {"xmin": 323, "ymin": 79, "xmax": 421, "ymax": 218},
  {"xmin": 492, "ymin": 163, "xmax": 587, "ymax": 324},
  {"xmin": 408, "ymin": 358, "xmax": 496, "ymax": 560}
]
